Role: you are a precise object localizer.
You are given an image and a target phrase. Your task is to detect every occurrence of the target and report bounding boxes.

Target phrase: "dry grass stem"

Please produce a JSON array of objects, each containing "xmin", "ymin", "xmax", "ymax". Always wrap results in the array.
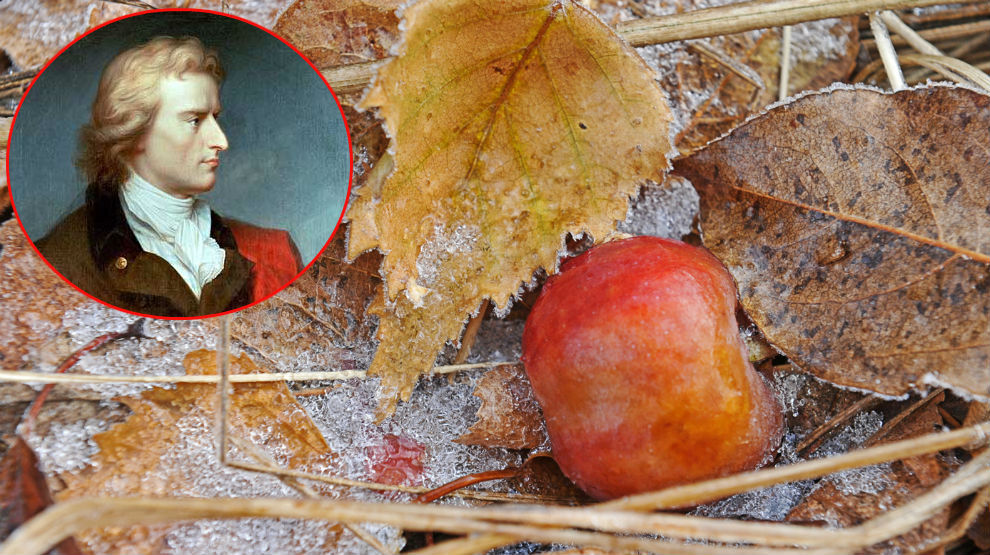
[
  {"xmin": 778, "ymin": 25, "xmax": 793, "ymax": 101},
  {"xmin": 893, "ymin": 23, "xmax": 984, "ymax": 82},
  {"xmin": 612, "ymin": 0, "xmax": 985, "ymax": 47},
  {"xmin": 407, "ymin": 535, "xmax": 517, "ymax": 555},
  {"xmin": 102, "ymin": 0, "xmax": 157, "ymax": 8},
  {"xmin": 217, "ymin": 315, "xmax": 232, "ymax": 464},
  {"xmin": 453, "ymin": 302, "xmax": 489, "ymax": 364},
  {"xmin": 863, "ymin": 19, "xmax": 990, "ymax": 49},
  {"xmin": 224, "ymin": 459, "xmax": 552, "ymax": 504},
  {"xmin": 898, "ymin": 53, "xmax": 990, "ymax": 91},
  {"xmin": 0, "ymin": 361, "xmax": 509, "ymax": 386},
  {"xmin": 870, "ymin": 12, "xmax": 907, "ymax": 90},
  {"xmin": 878, "ymin": 10, "xmax": 944, "ymax": 55},
  {"xmin": 6, "ymin": 423, "xmax": 984, "ymax": 555},
  {"xmin": 316, "ymin": 0, "xmax": 976, "ymax": 93},
  {"xmin": 4, "ymin": 448, "xmax": 989, "ymax": 555},
  {"xmin": 925, "ymin": 485, "xmax": 990, "ymax": 552},
  {"xmin": 603, "ymin": 421, "xmax": 990, "ymax": 511},
  {"xmin": 850, "ymin": 449, "xmax": 990, "ymax": 544}
]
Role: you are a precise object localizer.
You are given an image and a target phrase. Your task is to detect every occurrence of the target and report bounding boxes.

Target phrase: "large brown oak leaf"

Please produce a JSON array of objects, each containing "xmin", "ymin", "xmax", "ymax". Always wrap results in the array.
[{"xmin": 676, "ymin": 85, "xmax": 990, "ymax": 401}]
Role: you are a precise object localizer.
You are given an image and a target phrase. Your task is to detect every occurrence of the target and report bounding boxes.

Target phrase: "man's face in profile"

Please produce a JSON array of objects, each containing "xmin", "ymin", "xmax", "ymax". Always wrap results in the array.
[{"xmin": 130, "ymin": 72, "xmax": 228, "ymax": 198}]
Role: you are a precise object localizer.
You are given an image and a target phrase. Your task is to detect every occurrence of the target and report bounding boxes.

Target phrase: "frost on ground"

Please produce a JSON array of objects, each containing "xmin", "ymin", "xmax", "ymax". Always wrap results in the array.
[
  {"xmin": 465, "ymin": 317, "xmax": 526, "ymax": 365},
  {"xmin": 619, "ymin": 176, "xmax": 699, "ymax": 240},
  {"xmin": 30, "ymin": 415, "xmax": 116, "ymax": 474},
  {"xmin": 694, "ymin": 380, "xmax": 888, "ymax": 521},
  {"xmin": 299, "ymin": 371, "xmax": 525, "ymax": 495}
]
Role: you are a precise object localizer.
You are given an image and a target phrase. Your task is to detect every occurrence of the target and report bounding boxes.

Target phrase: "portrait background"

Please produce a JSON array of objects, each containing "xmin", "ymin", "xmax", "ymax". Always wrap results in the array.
[{"xmin": 8, "ymin": 10, "xmax": 349, "ymax": 263}]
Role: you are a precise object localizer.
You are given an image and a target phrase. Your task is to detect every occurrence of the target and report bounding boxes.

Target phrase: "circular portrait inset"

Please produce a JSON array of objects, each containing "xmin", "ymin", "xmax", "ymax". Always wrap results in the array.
[{"xmin": 7, "ymin": 9, "xmax": 351, "ymax": 319}]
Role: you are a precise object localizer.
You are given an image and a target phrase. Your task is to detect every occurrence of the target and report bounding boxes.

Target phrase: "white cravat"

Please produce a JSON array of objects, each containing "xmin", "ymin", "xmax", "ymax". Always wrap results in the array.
[{"xmin": 119, "ymin": 172, "xmax": 225, "ymax": 299}]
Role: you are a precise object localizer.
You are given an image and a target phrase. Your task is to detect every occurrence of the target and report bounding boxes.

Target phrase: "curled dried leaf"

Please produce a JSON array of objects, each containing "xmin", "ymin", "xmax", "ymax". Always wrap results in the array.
[{"xmin": 456, "ymin": 364, "xmax": 547, "ymax": 450}]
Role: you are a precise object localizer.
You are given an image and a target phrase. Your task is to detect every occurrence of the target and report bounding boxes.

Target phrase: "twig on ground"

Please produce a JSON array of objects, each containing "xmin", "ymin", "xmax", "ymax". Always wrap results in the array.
[
  {"xmin": 778, "ymin": 25, "xmax": 793, "ymax": 101},
  {"xmin": 0, "ymin": 361, "xmax": 514, "ymax": 386},
  {"xmin": 689, "ymin": 40, "xmax": 765, "ymax": 89},
  {"xmin": 3, "ymin": 437, "xmax": 989, "ymax": 555},
  {"xmin": 19, "ymin": 319, "xmax": 147, "ymax": 437},
  {"xmin": 796, "ymin": 394, "xmax": 881, "ymax": 455},
  {"xmin": 870, "ymin": 12, "xmax": 907, "ymax": 90}
]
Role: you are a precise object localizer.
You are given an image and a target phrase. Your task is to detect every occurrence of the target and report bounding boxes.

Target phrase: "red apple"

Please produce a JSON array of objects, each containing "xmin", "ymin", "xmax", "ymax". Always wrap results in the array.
[{"xmin": 521, "ymin": 236, "xmax": 783, "ymax": 500}]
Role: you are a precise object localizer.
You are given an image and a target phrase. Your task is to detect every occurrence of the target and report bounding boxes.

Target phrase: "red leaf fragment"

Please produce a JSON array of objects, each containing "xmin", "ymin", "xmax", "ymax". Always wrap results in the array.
[
  {"xmin": 366, "ymin": 433, "xmax": 426, "ymax": 487},
  {"xmin": 0, "ymin": 436, "xmax": 82, "ymax": 555}
]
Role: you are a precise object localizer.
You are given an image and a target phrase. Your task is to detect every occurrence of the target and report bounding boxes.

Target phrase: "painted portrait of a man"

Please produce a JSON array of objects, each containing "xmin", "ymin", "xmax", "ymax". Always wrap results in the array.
[
  {"xmin": 37, "ymin": 36, "xmax": 303, "ymax": 317},
  {"xmin": 9, "ymin": 11, "xmax": 351, "ymax": 318}
]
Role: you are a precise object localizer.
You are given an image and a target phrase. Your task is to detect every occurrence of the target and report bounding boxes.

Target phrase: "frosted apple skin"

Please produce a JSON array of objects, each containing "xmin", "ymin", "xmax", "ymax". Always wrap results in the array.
[{"xmin": 521, "ymin": 236, "xmax": 783, "ymax": 501}]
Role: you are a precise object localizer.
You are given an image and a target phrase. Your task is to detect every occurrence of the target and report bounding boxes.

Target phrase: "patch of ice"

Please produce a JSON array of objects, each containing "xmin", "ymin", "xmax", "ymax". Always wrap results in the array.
[
  {"xmin": 826, "ymin": 462, "xmax": 893, "ymax": 496},
  {"xmin": 415, "ymin": 224, "xmax": 481, "ymax": 288},
  {"xmin": 299, "ymin": 371, "xmax": 525, "ymax": 498},
  {"xmin": 54, "ymin": 303, "xmax": 221, "ymax": 399},
  {"xmin": 790, "ymin": 19, "xmax": 849, "ymax": 64},
  {"xmin": 465, "ymin": 317, "xmax": 525, "ymax": 364},
  {"xmin": 618, "ymin": 177, "xmax": 699, "ymax": 240},
  {"xmin": 814, "ymin": 411, "xmax": 884, "ymax": 459},
  {"xmin": 692, "ymin": 432, "xmax": 813, "ymax": 521},
  {"xmin": 771, "ymin": 371, "xmax": 809, "ymax": 418},
  {"xmin": 31, "ymin": 416, "xmax": 114, "ymax": 474}
]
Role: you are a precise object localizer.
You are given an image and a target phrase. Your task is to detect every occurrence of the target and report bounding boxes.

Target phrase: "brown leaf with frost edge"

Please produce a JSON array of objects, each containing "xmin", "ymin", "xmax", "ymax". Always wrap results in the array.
[
  {"xmin": 56, "ymin": 350, "xmax": 342, "ymax": 554},
  {"xmin": 675, "ymin": 85, "xmax": 990, "ymax": 402},
  {"xmin": 349, "ymin": 0, "xmax": 673, "ymax": 419}
]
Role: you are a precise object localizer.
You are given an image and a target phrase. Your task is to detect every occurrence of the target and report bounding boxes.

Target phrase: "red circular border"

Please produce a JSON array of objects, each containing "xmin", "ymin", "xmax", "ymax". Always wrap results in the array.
[{"xmin": 5, "ymin": 8, "xmax": 354, "ymax": 321}]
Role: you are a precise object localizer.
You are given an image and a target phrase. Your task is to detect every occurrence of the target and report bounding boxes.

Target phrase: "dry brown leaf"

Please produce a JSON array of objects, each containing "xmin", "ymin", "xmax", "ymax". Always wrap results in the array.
[
  {"xmin": 787, "ymin": 396, "xmax": 953, "ymax": 554},
  {"xmin": 675, "ymin": 86, "xmax": 990, "ymax": 401},
  {"xmin": 456, "ymin": 363, "xmax": 547, "ymax": 450},
  {"xmin": 349, "ymin": 0, "xmax": 672, "ymax": 418},
  {"xmin": 0, "ymin": 437, "xmax": 83, "ymax": 555},
  {"xmin": 506, "ymin": 454, "xmax": 593, "ymax": 505},
  {"xmin": 345, "ymin": 105, "xmax": 391, "ymax": 186},
  {"xmin": 273, "ymin": 0, "xmax": 401, "ymax": 68},
  {"xmin": 0, "ymin": 220, "xmax": 89, "ymax": 371},
  {"xmin": 231, "ymin": 226, "xmax": 381, "ymax": 372},
  {"xmin": 0, "ymin": 1, "xmax": 289, "ymax": 70},
  {"xmin": 56, "ymin": 349, "xmax": 343, "ymax": 554}
]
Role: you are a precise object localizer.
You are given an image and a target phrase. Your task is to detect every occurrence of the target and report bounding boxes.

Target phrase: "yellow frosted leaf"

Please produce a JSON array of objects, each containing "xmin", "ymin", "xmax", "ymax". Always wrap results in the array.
[{"xmin": 349, "ymin": 0, "xmax": 673, "ymax": 417}]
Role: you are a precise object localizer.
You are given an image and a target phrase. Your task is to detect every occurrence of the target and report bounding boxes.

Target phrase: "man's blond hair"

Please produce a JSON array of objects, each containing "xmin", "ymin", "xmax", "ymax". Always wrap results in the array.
[{"xmin": 78, "ymin": 36, "xmax": 223, "ymax": 190}]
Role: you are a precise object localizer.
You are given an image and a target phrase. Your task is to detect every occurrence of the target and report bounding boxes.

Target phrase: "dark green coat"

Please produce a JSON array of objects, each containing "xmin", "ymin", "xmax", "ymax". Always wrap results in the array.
[{"xmin": 37, "ymin": 184, "xmax": 256, "ymax": 317}]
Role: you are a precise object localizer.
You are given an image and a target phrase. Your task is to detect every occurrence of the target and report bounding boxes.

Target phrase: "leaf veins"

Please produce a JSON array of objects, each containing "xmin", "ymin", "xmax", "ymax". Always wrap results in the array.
[
  {"xmin": 349, "ymin": 0, "xmax": 673, "ymax": 418},
  {"xmin": 676, "ymin": 85, "xmax": 990, "ymax": 401}
]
